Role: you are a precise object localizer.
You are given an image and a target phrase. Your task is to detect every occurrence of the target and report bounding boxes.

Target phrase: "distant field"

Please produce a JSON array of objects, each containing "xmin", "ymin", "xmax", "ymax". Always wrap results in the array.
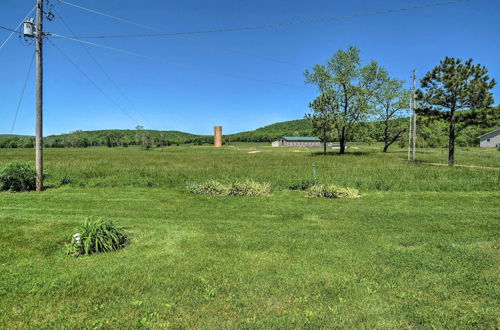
[
  {"xmin": 0, "ymin": 144, "xmax": 499, "ymax": 328},
  {"xmin": 0, "ymin": 143, "xmax": 498, "ymax": 191}
]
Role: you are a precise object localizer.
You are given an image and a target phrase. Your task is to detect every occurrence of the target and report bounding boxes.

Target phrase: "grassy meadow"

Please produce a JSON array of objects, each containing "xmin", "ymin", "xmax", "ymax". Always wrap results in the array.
[
  {"xmin": 0, "ymin": 143, "xmax": 499, "ymax": 328},
  {"xmin": 0, "ymin": 143, "xmax": 499, "ymax": 191}
]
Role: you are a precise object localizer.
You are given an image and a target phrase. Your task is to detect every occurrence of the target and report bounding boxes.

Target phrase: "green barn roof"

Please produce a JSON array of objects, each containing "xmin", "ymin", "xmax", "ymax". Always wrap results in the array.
[{"xmin": 282, "ymin": 136, "xmax": 320, "ymax": 142}]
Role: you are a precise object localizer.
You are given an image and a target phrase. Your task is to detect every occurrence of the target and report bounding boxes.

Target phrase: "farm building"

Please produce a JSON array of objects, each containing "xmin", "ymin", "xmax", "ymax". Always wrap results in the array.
[
  {"xmin": 478, "ymin": 128, "xmax": 500, "ymax": 148},
  {"xmin": 272, "ymin": 136, "xmax": 321, "ymax": 148}
]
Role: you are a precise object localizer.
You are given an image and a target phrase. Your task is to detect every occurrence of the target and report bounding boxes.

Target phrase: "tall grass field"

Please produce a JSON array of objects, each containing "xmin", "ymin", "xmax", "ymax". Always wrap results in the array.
[{"xmin": 0, "ymin": 143, "xmax": 499, "ymax": 328}]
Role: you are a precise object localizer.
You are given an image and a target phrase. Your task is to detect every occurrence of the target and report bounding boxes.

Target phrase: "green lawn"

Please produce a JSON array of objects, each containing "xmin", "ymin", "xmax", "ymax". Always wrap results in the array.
[{"xmin": 0, "ymin": 145, "xmax": 499, "ymax": 328}]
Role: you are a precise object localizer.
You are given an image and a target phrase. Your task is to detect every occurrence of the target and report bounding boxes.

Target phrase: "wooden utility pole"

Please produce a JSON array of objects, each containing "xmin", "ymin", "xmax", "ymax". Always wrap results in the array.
[
  {"xmin": 411, "ymin": 70, "xmax": 417, "ymax": 161},
  {"xmin": 35, "ymin": 0, "xmax": 43, "ymax": 191}
]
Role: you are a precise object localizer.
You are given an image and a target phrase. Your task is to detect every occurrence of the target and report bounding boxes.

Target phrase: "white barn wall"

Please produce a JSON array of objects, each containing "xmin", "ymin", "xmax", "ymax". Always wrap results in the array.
[{"xmin": 479, "ymin": 129, "xmax": 500, "ymax": 148}]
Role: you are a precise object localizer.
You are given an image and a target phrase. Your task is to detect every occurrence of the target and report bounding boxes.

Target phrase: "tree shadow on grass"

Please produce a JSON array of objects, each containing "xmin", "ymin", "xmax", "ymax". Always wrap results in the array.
[{"xmin": 309, "ymin": 151, "xmax": 372, "ymax": 157}]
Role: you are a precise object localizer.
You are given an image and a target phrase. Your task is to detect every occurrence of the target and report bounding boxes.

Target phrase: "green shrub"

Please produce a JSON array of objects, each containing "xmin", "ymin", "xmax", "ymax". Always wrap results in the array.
[
  {"xmin": 0, "ymin": 161, "xmax": 36, "ymax": 192},
  {"xmin": 307, "ymin": 184, "xmax": 360, "ymax": 199},
  {"xmin": 230, "ymin": 180, "xmax": 272, "ymax": 196},
  {"xmin": 59, "ymin": 175, "xmax": 72, "ymax": 186},
  {"xmin": 188, "ymin": 180, "xmax": 272, "ymax": 196},
  {"xmin": 65, "ymin": 218, "xmax": 128, "ymax": 256}
]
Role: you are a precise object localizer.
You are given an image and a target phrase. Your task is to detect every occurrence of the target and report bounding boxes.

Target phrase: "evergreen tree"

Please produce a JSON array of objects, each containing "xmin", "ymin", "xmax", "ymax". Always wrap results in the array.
[{"xmin": 416, "ymin": 57, "xmax": 497, "ymax": 166}]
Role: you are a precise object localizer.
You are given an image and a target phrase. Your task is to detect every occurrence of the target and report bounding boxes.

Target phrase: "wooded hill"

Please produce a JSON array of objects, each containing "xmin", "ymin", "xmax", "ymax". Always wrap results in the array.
[{"xmin": 1, "ymin": 106, "xmax": 499, "ymax": 148}]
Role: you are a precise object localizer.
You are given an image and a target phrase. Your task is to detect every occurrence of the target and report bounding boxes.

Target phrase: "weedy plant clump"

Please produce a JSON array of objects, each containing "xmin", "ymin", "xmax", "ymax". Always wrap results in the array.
[
  {"xmin": 288, "ymin": 179, "xmax": 316, "ymax": 191},
  {"xmin": 188, "ymin": 180, "xmax": 272, "ymax": 196},
  {"xmin": 0, "ymin": 161, "xmax": 36, "ymax": 192},
  {"xmin": 307, "ymin": 184, "xmax": 360, "ymax": 199},
  {"xmin": 65, "ymin": 218, "xmax": 128, "ymax": 257}
]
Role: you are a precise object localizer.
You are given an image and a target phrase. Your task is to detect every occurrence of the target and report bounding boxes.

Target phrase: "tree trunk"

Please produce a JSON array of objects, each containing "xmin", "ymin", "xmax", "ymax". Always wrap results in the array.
[
  {"xmin": 339, "ymin": 127, "xmax": 346, "ymax": 154},
  {"xmin": 323, "ymin": 141, "xmax": 327, "ymax": 155},
  {"xmin": 383, "ymin": 120, "xmax": 389, "ymax": 152},
  {"xmin": 448, "ymin": 114, "xmax": 456, "ymax": 166}
]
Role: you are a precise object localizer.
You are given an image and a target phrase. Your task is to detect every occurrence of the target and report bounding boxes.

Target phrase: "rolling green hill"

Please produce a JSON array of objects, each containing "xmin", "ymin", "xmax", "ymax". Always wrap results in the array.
[
  {"xmin": 226, "ymin": 119, "xmax": 312, "ymax": 142},
  {"xmin": 1, "ymin": 106, "xmax": 499, "ymax": 148}
]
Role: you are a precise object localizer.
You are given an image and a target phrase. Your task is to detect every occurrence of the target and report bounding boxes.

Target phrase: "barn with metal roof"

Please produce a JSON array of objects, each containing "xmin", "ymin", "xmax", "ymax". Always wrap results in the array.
[{"xmin": 272, "ymin": 136, "xmax": 321, "ymax": 148}]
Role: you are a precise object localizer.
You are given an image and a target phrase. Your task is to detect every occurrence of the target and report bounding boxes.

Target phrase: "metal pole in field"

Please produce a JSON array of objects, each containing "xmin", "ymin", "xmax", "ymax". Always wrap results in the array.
[
  {"xmin": 35, "ymin": 0, "xmax": 44, "ymax": 191},
  {"xmin": 408, "ymin": 99, "xmax": 412, "ymax": 161},
  {"xmin": 411, "ymin": 69, "xmax": 417, "ymax": 161},
  {"xmin": 408, "ymin": 72, "xmax": 413, "ymax": 161}
]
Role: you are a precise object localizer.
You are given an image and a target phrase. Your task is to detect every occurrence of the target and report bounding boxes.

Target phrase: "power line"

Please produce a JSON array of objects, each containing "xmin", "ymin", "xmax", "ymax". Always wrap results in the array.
[
  {"xmin": 53, "ymin": 9, "xmax": 151, "ymax": 126},
  {"xmin": 0, "ymin": 5, "xmax": 36, "ymax": 51},
  {"xmin": 50, "ymin": 33, "xmax": 306, "ymax": 88},
  {"xmin": 55, "ymin": 1, "xmax": 307, "ymax": 68},
  {"xmin": 60, "ymin": 0, "xmax": 471, "ymax": 39},
  {"xmin": 58, "ymin": 0, "xmax": 161, "ymax": 33},
  {"xmin": 46, "ymin": 38, "xmax": 141, "ymax": 125},
  {"xmin": 0, "ymin": 25, "xmax": 21, "ymax": 34},
  {"xmin": 11, "ymin": 51, "xmax": 36, "ymax": 134}
]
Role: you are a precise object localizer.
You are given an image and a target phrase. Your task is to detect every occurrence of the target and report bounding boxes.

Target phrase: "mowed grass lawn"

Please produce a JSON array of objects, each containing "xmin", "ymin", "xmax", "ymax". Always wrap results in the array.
[{"xmin": 0, "ymin": 144, "xmax": 499, "ymax": 328}]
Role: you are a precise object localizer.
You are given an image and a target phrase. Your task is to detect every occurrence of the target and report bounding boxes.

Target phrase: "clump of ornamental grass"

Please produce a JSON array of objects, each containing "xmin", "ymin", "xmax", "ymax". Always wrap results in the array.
[
  {"xmin": 307, "ymin": 184, "xmax": 360, "ymax": 199},
  {"xmin": 0, "ymin": 161, "xmax": 36, "ymax": 192},
  {"xmin": 230, "ymin": 180, "xmax": 272, "ymax": 196},
  {"xmin": 65, "ymin": 218, "xmax": 128, "ymax": 257},
  {"xmin": 188, "ymin": 180, "xmax": 271, "ymax": 196},
  {"xmin": 188, "ymin": 180, "xmax": 231, "ymax": 196}
]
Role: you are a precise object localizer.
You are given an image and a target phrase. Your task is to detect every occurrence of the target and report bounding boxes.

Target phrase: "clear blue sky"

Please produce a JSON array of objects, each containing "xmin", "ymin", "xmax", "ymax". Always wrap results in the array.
[{"xmin": 1, "ymin": 0, "xmax": 499, "ymax": 136}]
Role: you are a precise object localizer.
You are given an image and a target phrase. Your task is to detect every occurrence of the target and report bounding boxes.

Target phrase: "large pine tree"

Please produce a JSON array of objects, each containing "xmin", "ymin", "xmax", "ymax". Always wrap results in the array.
[{"xmin": 416, "ymin": 57, "xmax": 497, "ymax": 166}]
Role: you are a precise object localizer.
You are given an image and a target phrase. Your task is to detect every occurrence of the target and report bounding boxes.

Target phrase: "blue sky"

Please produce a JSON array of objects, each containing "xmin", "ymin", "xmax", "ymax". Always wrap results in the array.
[{"xmin": 1, "ymin": 0, "xmax": 499, "ymax": 136}]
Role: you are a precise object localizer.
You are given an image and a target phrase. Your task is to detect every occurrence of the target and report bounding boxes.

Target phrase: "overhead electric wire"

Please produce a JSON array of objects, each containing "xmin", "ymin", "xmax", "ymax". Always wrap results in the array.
[
  {"xmin": 0, "ymin": 5, "xmax": 36, "ymax": 51},
  {"xmin": 53, "ymin": 9, "xmax": 151, "ymax": 125},
  {"xmin": 59, "ymin": 0, "xmax": 470, "ymax": 39},
  {"xmin": 46, "ymin": 38, "xmax": 141, "ymax": 125},
  {"xmin": 11, "ymin": 51, "xmax": 36, "ymax": 134},
  {"xmin": 50, "ymin": 33, "xmax": 306, "ymax": 88},
  {"xmin": 55, "ymin": 0, "xmax": 307, "ymax": 68},
  {"xmin": 0, "ymin": 25, "xmax": 21, "ymax": 34}
]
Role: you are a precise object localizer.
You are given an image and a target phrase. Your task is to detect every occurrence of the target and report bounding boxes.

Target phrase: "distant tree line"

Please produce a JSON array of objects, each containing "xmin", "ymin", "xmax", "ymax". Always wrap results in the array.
[
  {"xmin": 0, "ymin": 128, "xmax": 214, "ymax": 149},
  {"xmin": 2, "ymin": 113, "xmax": 498, "ymax": 149},
  {"xmin": 222, "ymin": 115, "xmax": 499, "ymax": 148}
]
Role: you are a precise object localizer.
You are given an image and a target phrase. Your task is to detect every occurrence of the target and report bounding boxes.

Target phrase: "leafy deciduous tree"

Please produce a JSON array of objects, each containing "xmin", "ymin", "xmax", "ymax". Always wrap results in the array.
[
  {"xmin": 372, "ymin": 70, "xmax": 411, "ymax": 152},
  {"xmin": 306, "ymin": 93, "xmax": 336, "ymax": 155},
  {"xmin": 305, "ymin": 46, "xmax": 382, "ymax": 154}
]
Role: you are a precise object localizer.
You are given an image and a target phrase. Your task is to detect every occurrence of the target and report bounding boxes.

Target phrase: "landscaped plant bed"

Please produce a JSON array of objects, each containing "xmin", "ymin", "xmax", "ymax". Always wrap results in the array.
[
  {"xmin": 307, "ymin": 184, "xmax": 360, "ymax": 199},
  {"xmin": 65, "ymin": 218, "xmax": 128, "ymax": 257},
  {"xmin": 188, "ymin": 180, "xmax": 272, "ymax": 196}
]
